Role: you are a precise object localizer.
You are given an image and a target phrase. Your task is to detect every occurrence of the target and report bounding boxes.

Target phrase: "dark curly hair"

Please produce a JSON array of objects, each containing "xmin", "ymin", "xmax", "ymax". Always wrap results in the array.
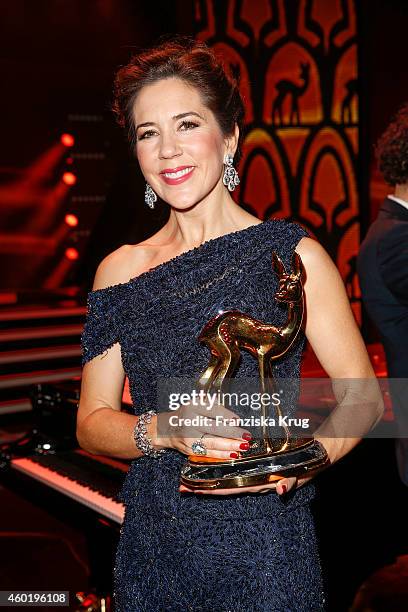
[
  {"xmin": 375, "ymin": 103, "xmax": 408, "ymax": 185},
  {"xmin": 112, "ymin": 36, "xmax": 245, "ymax": 163}
]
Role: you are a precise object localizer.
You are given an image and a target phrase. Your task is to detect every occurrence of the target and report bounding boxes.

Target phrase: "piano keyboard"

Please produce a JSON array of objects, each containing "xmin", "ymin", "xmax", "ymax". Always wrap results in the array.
[{"xmin": 10, "ymin": 450, "xmax": 128, "ymax": 524}]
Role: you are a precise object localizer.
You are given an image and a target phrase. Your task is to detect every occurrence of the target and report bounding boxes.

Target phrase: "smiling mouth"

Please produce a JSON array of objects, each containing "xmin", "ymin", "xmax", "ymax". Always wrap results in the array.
[{"xmin": 161, "ymin": 166, "xmax": 195, "ymax": 179}]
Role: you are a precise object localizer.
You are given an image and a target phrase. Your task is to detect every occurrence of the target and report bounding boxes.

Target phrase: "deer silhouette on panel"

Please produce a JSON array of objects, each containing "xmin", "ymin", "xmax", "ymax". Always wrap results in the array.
[{"xmin": 272, "ymin": 62, "xmax": 310, "ymax": 126}]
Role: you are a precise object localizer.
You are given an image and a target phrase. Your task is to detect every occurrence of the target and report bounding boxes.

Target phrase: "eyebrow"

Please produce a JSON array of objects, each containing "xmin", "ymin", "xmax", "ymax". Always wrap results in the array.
[{"xmin": 135, "ymin": 111, "xmax": 205, "ymax": 131}]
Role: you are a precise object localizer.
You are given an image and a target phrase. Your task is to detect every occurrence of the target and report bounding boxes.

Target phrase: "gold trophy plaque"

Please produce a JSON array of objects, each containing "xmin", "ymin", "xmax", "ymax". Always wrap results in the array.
[{"xmin": 180, "ymin": 251, "xmax": 329, "ymax": 490}]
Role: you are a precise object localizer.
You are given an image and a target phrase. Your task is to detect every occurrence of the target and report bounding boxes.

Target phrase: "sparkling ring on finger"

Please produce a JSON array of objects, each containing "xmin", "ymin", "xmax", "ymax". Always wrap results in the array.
[{"xmin": 191, "ymin": 433, "xmax": 208, "ymax": 456}]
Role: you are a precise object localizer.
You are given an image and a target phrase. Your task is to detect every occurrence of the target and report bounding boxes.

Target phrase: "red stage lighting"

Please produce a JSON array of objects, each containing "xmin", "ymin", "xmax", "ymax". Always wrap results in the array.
[
  {"xmin": 65, "ymin": 247, "xmax": 79, "ymax": 260},
  {"xmin": 65, "ymin": 213, "xmax": 78, "ymax": 227},
  {"xmin": 62, "ymin": 172, "xmax": 77, "ymax": 185},
  {"xmin": 61, "ymin": 133, "xmax": 75, "ymax": 147}
]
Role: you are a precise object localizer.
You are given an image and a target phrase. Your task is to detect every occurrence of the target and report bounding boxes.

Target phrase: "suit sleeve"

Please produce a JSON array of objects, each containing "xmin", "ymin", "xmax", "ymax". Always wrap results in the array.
[{"xmin": 377, "ymin": 223, "xmax": 408, "ymax": 306}]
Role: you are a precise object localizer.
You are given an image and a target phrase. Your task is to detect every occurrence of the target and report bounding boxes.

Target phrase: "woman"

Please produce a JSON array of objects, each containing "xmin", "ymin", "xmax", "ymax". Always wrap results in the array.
[{"xmin": 77, "ymin": 37, "xmax": 383, "ymax": 611}]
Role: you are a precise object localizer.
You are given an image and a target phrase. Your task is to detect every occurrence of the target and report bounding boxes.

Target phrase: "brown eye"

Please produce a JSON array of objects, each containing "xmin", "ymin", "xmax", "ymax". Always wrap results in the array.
[
  {"xmin": 138, "ymin": 130, "xmax": 157, "ymax": 140},
  {"xmin": 179, "ymin": 120, "xmax": 199, "ymax": 131}
]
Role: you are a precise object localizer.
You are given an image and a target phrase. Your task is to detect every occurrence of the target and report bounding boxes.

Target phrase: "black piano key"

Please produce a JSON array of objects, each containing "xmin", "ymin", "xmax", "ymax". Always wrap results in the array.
[{"xmin": 29, "ymin": 451, "xmax": 128, "ymax": 501}]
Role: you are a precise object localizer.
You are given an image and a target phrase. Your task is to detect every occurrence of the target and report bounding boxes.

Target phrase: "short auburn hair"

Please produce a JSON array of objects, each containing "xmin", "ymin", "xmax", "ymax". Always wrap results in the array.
[
  {"xmin": 112, "ymin": 36, "xmax": 245, "ymax": 162},
  {"xmin": 376, "ymin": 103, "xmax": 408, "ymax": 186}
]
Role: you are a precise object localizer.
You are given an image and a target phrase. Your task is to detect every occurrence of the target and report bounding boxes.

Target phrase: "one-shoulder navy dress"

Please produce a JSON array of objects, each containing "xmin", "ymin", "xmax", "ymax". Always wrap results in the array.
[{"xmin": 81, "ymin": 219, "xmax": 327, "ymax": 612}]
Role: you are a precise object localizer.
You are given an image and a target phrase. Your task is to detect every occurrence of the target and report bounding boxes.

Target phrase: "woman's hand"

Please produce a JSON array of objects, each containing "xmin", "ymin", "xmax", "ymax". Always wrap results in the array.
[
  {"xmin": 178, "ymin": 435, "xmax": 329, "ymax": 497},
  {"xmin": 179, "ymin": 474, "xmax": 313, "ymax": 496},
  {"xmin": 150, "ymin": 400, "xmax": 253, "ymax": 460},
  {"xmin": 151, "ymin": 391, "xmax": 322, "ymax": 497}
]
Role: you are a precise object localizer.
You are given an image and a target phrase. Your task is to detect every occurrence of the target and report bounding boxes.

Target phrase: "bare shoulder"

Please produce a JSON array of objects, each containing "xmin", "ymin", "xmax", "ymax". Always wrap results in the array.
[
  {"xmin": 91, "ymin": 242, "xmax": 155, "ymax": 291},
  {"xmin": 91, "ymin": 224, "xmax": 177, "ymax": 291},
  {"xmin": 91, "ymin": 246, "xmax": 130, "ymax": 291},
  {"xmin": 294, "ymin": 235, "xmax": 350, "ymax": 316},
  {"xmin": 295, "ymin": 236, "xmax": 330, "ymax": 262},
  {"xmin": 295, "ymin": 236, "xmax": 338, "ymax": 278}
]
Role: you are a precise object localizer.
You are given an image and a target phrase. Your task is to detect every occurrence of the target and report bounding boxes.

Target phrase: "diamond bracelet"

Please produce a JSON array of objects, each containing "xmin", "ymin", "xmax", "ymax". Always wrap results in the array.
[{"xmin": 133, "ymin": 410, "xmax": 165, "ymax": 458}]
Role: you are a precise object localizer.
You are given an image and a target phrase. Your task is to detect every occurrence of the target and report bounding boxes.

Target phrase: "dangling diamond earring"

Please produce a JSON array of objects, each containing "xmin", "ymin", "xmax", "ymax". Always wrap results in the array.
[
  {"xmin": 223, "ymin": 154, "xmax": 240, "ymax": 192},
  {"xmin": 144, "ymin": 183, "xmax": 157, "ymax": 209}
]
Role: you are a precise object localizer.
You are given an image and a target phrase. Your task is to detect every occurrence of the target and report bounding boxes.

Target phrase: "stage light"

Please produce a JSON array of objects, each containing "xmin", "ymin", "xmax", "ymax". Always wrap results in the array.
[
  {"xmin": 65, "ymin": 247, "xmax": 79, "ymax": 260},
  {"xmin": 62, "ymin": 172, "xmax": 77, "ymax": 185},
  {"xmin": 65, "ymin": 213, "xmax": 78, "ymax": 227},
  {"xmin": 61, "ymin": 133, "xmax": 75, "ymax": 147},
  {"xmin": 66, "ymin": 157, "xmax": 73, "ymax": 165}
]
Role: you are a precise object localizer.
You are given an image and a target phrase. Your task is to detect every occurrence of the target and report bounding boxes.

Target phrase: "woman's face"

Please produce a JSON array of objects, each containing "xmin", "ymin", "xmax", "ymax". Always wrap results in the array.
[{"xmin": 133, "ymin": 77, "xmax": 233, "ymax": 209}]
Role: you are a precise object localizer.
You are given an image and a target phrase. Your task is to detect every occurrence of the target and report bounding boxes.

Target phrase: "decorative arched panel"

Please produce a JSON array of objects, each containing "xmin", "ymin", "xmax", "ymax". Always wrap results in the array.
[
  {"xmin": 194, "ymin": 0, "xmax": 361, "ymax": 318},
  {"xmin": 239, "ymin": 128, "xmax": 291, "ymax": 219},
  {"xmin": 299, "ymin": 127, "xmax": 358, "ymax": 236}
]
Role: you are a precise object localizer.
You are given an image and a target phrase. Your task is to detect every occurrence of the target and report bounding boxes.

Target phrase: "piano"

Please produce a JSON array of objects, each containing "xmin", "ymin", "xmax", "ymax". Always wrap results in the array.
[
  {"xmin": 0, "ymin": 382, "xmax": 132, "ymax": 609},
  {"xmin": 9, "ymin": 449, "xmax": 127, "ymax": 524}
]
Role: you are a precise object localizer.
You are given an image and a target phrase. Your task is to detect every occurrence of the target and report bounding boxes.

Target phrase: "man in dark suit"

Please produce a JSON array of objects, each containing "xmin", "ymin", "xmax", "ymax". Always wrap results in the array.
[{"xmin": 357, "ymin": 104, "xmax": 408, "ymax": 486}]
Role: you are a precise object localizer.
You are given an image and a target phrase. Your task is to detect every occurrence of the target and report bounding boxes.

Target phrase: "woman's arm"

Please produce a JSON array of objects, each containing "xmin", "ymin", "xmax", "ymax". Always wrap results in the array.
[
  {"xmin": 297, "ymin": 237, "xmax": 384, "ymax": 464},
  {"xmin": 77, "ymin": 249, "xmax": 148, "ymax": 459},
  {"xmin": 77, "ymin": 342, "xmax": 144, "ymax": 459}
]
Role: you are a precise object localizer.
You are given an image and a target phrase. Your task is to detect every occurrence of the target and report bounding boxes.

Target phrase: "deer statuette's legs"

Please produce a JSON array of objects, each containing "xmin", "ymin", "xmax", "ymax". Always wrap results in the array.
[
  {"xmin": 258, "ymin": 351, "xmax": 291, "ymax": 453},
  {"xmin": 197, "ymin": 325, "xmax": 241, "ymax": 393}
]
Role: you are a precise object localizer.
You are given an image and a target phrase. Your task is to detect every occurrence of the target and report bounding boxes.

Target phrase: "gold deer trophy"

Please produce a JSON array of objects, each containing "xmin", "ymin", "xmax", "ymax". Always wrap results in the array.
[{"xmin": 180, "ymin": 251, "xmax": 329, "ymax": 489}]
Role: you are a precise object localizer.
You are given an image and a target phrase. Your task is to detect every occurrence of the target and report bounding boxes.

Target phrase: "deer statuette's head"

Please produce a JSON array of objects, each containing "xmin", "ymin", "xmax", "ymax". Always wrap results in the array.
[{"xmin": 272, "ymin": 251, "xmax": 304, "ymax": 304}]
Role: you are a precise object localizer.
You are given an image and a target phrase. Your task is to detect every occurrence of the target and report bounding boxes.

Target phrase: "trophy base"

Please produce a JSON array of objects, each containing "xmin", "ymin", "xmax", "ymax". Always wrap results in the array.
[{"xmin": 180, "ymin": 439, "xmax": 329, "ymax": 489}]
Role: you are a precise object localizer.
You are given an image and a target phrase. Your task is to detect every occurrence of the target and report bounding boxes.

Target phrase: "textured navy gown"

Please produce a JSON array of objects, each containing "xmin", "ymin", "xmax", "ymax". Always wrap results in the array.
[{"xmin": 81, "ymin": 219, "xmax": 327, "ymax": 612}]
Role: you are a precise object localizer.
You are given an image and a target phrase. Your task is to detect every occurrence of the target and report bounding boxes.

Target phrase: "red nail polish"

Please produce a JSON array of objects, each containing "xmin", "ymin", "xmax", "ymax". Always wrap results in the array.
[
  {"xmin": 230, "ymin": 452, "xmax": 239, "ymax": 459},
  {"xmin": 242, "ymin": 432, "xmax": 252, "ymax": 441},
  {"xmin": 280, "ymin": 484, "xmax": 287, "ymax": 494},
  {"xmin": 239, "ymin": 442, "xmax": 249, "ymax": 450}
]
